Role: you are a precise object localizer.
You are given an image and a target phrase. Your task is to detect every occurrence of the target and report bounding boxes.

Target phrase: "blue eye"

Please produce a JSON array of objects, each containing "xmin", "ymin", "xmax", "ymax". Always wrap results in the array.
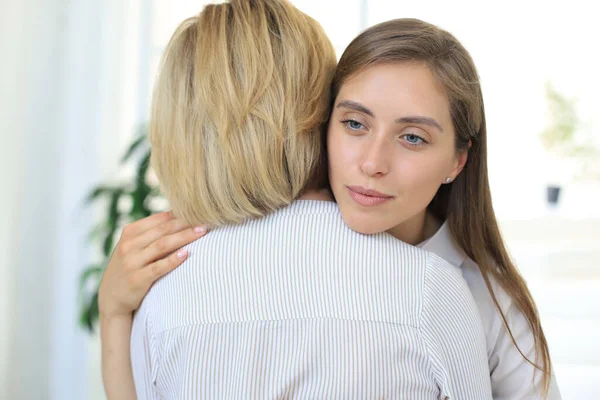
[
  {"xmin": 342, "ymin": 119, "xmax": 364, "ymax": 131},
  {"xmin": 405, "ymin": 134, "xmax": 422, "ymax": 143},
  {"xmin": 402, "ymin": 133, "xmax": 427, "ymax": 147}
]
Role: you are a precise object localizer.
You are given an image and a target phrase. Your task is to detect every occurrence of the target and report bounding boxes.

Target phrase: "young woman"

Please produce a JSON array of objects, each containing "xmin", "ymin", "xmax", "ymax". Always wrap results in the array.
[
  {"xmin": 99, "ymin": 6, "xmax": 559, "ymax": 400},
  {"xmin": 325, "ymin": 18, "xmax": 559, "ymax": 399}
]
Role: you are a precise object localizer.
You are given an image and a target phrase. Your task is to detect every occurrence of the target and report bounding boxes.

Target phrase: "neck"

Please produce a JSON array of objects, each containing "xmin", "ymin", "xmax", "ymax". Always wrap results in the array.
[
  {"xmin": 386, "ymin": 209, "xmax": 440, "ymax": 245},
  {"xmin": 298, "ymin": 188, "xmax": 334, "ymax": 202}
]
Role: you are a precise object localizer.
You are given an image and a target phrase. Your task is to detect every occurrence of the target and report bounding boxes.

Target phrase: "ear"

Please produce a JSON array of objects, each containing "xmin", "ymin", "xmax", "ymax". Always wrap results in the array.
[{"xmin": 449, "ymin": 140, "xmax": 471, "ymax": 180}]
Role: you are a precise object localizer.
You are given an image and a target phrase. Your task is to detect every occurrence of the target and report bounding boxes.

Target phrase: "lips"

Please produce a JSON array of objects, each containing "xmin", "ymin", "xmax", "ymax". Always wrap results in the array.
[
  {"xmin": 347, "ymin": 186, "xmax": 393, "ymax": 198},
  {"xmin": 346, "ymin": 185, "xmax": 394, "ymax": 207}
]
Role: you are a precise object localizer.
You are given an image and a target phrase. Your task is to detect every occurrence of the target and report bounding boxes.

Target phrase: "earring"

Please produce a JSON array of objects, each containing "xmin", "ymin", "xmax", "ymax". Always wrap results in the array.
[{"xmin": 445, "ymin": 177, "xmax": 452, "ymax": 183}]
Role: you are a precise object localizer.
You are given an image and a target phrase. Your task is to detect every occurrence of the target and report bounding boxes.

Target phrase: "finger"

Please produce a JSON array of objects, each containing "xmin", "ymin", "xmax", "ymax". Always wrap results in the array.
[
  {"xmin": 140, "ymin": 248, "xmax": 190, "ymax": 285},
  {"xmin": 124, "ymin": 211, "xmax": 175, "ymax": 237},
  {"xmin": 137, "ymin": 226, "xmax": 208, "ymax": 266},
  {"xmin": 132, "ymin": 217, "xmax": 200, "ymax": 250}
]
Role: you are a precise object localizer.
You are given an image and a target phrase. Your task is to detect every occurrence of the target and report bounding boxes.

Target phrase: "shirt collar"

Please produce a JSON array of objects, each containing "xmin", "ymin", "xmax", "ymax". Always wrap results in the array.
[{"xmin": 419, "ymin": 220, "xmax": 468, "ymax": 268}]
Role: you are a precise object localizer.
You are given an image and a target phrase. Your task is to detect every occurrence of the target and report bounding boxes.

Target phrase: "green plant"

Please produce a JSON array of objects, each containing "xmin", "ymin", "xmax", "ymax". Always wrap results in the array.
[
  {"xmin": 540, "ymin": 82, "xmax": 600, "ymax": 181},
  {"xmin": 540, "ymin": 82, "xmax": 586, "ymax": 158},
  {"xmin": 78, "ymin": 125, "xmax": 162, "ymax": 332}
]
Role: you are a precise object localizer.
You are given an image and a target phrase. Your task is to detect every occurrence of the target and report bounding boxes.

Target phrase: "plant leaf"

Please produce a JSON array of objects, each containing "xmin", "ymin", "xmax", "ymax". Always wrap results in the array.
[
  {"xmin": 89, "ymin": 292, "xmax": 99, "ymax": 331},
  {"xmin": 120, "ymin": 133, "xmax": 148, "ymax": 164},
  {"xmin": 129, "ymin": 151, "xmax": 153, "ymax": 221},
  {"xmin": 78, "ymin": 264, "xmax": 105, "ymax": 293},
  {"xmin": 79, "ymin": 292, "xmax": 99, "ymax": 333},
  {"xmin": 86, "ymin": 223, "xmax": 107, "ymax": 242},
  {"xmin": 103, "ymin": 189, "xmax": 124, "ymax": 257},
  {"xmin": 136, "ymin": 151, "xmax": 152, "ymax": 185},
  {"xmin": 79, "ymin": 304, "xmax": 92, "ymax": 332},
  {"xmin": 84, "ymin": 186, "xmax": 119, "ymax": 205}
]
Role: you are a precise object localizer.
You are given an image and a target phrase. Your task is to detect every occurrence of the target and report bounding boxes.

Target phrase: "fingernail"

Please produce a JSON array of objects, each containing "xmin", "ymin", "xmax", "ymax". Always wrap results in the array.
[
  {"xmin": 177, "ymin": 250, "xmax": 187, "ymax": 258},
  {"xmin": 194, "ymin": 226, "xmax": 206, "ymax": 233}
]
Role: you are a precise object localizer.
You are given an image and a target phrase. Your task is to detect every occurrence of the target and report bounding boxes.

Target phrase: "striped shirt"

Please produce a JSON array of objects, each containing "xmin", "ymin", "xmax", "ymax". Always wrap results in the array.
[
  {"xmin": 420, "ymin": 221, "xmax": 561, "ymax": 399},
  {"xmin": 131, "ymin": 200, "xmax": 492, "ymax": 399}
]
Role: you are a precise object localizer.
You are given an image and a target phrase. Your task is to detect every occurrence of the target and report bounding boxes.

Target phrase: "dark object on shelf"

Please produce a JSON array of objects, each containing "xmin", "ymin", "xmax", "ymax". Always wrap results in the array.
[{"xmin": 546, "ymin": 185, "xmax": 561, "ymax": 205}]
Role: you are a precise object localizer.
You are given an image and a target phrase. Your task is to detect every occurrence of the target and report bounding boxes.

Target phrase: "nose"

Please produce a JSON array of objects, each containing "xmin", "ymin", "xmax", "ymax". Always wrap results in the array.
[{"xmin": 360, "ymin": 135, "xmax": 389, "ymax": 177}]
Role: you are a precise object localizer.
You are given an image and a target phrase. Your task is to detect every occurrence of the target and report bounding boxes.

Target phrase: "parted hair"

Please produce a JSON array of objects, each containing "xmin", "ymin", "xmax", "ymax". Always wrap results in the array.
[{"xmin": 149, "ymin": 0, "xmax": 336, "ymax": 226}]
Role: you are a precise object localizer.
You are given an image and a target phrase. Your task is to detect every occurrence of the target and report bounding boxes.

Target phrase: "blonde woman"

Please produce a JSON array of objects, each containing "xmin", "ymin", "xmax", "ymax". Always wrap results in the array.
[{"xmin": 99, "ymin": 1, "xmax": 492, "ymax": 399}]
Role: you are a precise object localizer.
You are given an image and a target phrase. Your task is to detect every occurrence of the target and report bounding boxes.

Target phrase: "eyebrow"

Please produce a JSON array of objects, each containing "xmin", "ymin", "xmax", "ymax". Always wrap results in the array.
[
  {"xmin": 335, "ymin": 100, "xmax": 444, "ymax": 132},
  {"xmin": 336, "ymin": 100, "xmax": 374, "ymax": 117},
  {"xmin": 395, "ymin": 116, "xmax": 443, "ymax": 132}
]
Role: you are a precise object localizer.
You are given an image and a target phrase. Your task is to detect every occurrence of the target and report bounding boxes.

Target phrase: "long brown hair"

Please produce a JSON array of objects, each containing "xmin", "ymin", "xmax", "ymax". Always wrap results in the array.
[{"xmin": 331, "ymin": 18, "xmax": 551, "ymax": 394}]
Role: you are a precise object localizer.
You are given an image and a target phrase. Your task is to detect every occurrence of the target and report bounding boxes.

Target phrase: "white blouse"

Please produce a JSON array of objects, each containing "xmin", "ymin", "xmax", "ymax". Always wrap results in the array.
[
  {"xmin": 420, "ymin": 221, "xmax": 562, "ymax": 400},
  {"xmin": 131, "ymin": 200, "xmax": 492, "ymax": 399}
]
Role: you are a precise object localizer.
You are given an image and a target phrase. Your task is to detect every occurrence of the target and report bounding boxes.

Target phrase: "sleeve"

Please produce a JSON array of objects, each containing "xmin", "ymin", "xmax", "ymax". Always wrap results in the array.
[
  {"xmin": 487, "ymin": 292, "xmax": 562, "ymax": 400},
  {"xmin": 130, "ymin": 301, "xmax": 161, "ymax": 400},
  {"xmin": 421, "ymin": 254, "xmax": 492, "ymax": 399}
]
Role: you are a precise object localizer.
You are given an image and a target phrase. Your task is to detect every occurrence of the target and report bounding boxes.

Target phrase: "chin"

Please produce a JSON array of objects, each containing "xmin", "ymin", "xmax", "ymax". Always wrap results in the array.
[{"xmin": 340, "ymin": 214, "xmax": 388, "ymax": 235}]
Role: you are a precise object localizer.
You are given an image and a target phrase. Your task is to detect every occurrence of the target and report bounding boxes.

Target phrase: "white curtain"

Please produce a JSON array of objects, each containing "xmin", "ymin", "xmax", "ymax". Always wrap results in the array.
[{"xmin": 0, "ymin": 0, "xmax": 147, "ymax": 398}]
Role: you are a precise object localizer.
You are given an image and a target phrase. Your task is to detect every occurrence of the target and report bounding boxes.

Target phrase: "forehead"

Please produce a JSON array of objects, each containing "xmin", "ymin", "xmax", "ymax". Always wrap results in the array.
[{"xmin": 337, "ymin": 62, "xmax": 451, "ymax": 123}]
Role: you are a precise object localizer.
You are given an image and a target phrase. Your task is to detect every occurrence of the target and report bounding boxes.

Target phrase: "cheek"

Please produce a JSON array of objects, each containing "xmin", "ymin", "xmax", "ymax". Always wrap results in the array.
[
  {"xmin": 394, "ymin": 153, "xmax": 448, "ymax": 192},
  {"xmin": 327, "ymin": 127, "xmax": 355, "ymax": 174}
]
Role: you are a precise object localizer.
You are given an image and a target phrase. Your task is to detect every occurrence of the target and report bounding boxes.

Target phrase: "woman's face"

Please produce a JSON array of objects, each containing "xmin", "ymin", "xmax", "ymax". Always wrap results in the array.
[{"xmin": 327, "ymin": 62, "xmax": 467, "ymax": 242}]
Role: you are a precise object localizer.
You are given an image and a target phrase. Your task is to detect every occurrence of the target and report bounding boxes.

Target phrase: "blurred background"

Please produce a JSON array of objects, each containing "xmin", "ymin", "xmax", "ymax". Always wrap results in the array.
[{"xmin": 1, "ymin": 0, "xmax": 598, "ymax": 398}]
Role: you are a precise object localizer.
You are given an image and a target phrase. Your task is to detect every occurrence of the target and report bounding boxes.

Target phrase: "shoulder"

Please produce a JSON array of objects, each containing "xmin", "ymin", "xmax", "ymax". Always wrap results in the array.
[
  {"xmin": 460, "ymin": 258, "xmax": 512, "ymax": 333},
  {"xmin": 419, "ymin": 221, "xmax": 512, "ymax": 341},
  {"xmin": 419, "ymin": 255, "xmax": 492, "ymax": 398},
  {"xmin": 423, "ymin": 252, "xmax": 474, "ymax": 303},
  {"xmin": 418, "ymin": 221, "xmax": 555, "ymax": 396},
  {"xmin": 419, "ymin": 251, "xmax": 483, "ymax": 339},
  {"xmin": 422, "ymin": 253, "xmax": 481, "ymax": 321}
]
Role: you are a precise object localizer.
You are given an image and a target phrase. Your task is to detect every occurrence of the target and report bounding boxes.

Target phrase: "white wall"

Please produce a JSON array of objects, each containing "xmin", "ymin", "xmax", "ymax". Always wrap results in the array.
[
  {"xmin": 0, "ymin": 0, "xmax": 144, "ymax": 398},
  {"xmin": 0, "ymin": 1, "xmax": 68, "ymax": 397}
]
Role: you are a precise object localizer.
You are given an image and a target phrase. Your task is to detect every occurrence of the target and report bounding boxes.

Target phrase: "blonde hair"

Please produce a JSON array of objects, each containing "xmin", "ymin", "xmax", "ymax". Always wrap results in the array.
[{"xmin": 149, "ymin": 0, "xmax": 336, "ymax": 226}]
